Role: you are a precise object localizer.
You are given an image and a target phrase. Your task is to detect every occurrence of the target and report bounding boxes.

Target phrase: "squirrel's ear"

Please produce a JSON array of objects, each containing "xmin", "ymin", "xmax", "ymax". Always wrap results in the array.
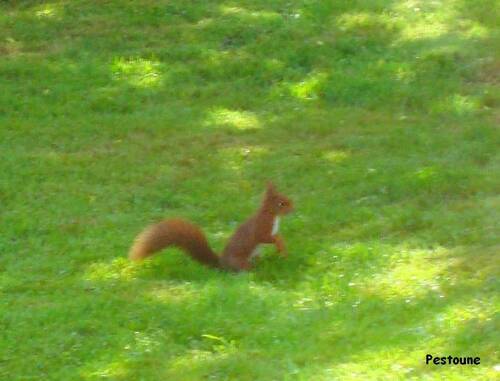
[{"xmin": 266, "ymin": 181, "xmax": 276, "ymax": 194}]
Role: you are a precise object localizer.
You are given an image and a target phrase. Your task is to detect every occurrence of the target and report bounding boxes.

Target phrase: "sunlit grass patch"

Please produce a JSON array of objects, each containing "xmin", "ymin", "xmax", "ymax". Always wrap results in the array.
[
  {"xmin": 148, "ymin": 283, "xmax": 199, "ymax": 304},
  {"xmin": 460, "ymin": 20, "xmax": 490, "ymax": 39},
  {"xmin": 431, "ymin": 94, "xmax": 482, "ymax": 115},
  {"xmin": 337, "ymin": 11, "xmax": 399, "ymax": 40},
  {"xmin": 398, "ymin": 19, "xmax": 449, "ymax": 42},
  {"xmin": 322, "ymin": 150, "xmax": 350, "ymax": 164},
  {"xmin": 34, "ymin": 3, "xmax": 60, "ymax": 19},
  {"xmin": 361, "ymin": 246, "xmax": 449, "ymax": 300},
  {"xmin": 204, "ymin": 108, "xmax": 261, "ymax": 130},
  {"xmin": 414, "ymin": 166, "xmax": 438, "ymax": 181},
  {"xmin": 289, "ymin": 71, "xmax": 327, "ymax": 100},
  {"xmin": 219, "ymin": 5, "xmax": 281, "ymax": 21},
  {"xmin": 111, "ymin": 57, "xmax": 163, "ymax": 88},
  {"xmin": 320, "ymin": 349, "xmax": 420, "ymax": 380},
  {"xmin": 83, "ymin": 360, "xmax": 129, "ymax": 380},
  {"xmin": 83, "ymin": 258, "xmax": 140, "ymax": 283},
  {"xmin": 443, "ymin": 299, "xmax": 497, "ymax": 327},
  {"xmin": 80, "ymin": 330, "xmax": 170, "ymax": 380},
  {"xmin": 393, "ymin": 0, "xmax": 453, "ymax": 39}
]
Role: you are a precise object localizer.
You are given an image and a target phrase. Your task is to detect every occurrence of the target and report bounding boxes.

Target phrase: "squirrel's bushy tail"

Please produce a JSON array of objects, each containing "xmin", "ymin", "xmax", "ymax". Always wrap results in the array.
[{"xmin": 129, "ymin": 218, "xmax": 221, "ymax": 268}]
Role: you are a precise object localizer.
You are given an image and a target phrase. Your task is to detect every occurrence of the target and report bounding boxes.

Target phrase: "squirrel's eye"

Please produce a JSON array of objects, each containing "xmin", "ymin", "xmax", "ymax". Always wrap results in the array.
[{"xmin": 279, "ymin": 201, "xmax": 285, "ymax": 207}]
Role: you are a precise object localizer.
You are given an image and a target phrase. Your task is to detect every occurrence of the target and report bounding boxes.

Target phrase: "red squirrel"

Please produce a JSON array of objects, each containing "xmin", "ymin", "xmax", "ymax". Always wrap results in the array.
[{"xmin": 128, "ymin": 182, "xmax": 293, "ymax": 271}]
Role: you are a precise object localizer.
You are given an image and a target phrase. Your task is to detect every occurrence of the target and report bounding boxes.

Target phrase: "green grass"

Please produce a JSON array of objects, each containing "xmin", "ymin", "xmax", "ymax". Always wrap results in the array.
[{"xmin": 1, "ymin": 0, "xmax": 499, "ymax": 380}]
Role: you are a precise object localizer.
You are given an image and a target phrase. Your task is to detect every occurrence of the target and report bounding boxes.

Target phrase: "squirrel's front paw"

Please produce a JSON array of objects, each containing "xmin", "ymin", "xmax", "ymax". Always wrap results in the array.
[{"xmin": 276, "ymin": 242, "xmax": 287, "ymax": 257}]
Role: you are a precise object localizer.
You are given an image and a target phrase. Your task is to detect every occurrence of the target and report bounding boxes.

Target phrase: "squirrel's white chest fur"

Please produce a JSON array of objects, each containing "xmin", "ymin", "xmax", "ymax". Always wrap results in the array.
[
  {"xmin": 250, "ymin": 217, "xmax": 280, "ymax": 260},
  {"xmin": 272, "ymin": 217, "xmax": 280, "ymax": 235}
]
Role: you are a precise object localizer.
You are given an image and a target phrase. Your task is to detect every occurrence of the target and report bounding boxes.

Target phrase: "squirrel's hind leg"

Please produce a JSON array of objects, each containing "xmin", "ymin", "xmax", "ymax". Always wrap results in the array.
[
  {"xmin": 220, "ymin": 256, "xmax": 252, "ymax": 272},
  {"xmin": 250, "ymin": 246, "xmax": 261, "ymax": 260}
]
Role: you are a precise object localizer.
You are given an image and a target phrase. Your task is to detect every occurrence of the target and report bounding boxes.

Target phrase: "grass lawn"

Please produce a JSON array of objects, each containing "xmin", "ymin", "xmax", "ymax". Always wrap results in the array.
[{"xmin": 0, "ymin": 0, "xmax": 499, "ymax": 380}]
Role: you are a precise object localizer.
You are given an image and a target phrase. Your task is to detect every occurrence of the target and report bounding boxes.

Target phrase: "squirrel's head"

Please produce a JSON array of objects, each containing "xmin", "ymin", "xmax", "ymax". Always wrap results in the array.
[{"xmin": 264, "ymin": 182, "xmax": 294, "ymax": 215}]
